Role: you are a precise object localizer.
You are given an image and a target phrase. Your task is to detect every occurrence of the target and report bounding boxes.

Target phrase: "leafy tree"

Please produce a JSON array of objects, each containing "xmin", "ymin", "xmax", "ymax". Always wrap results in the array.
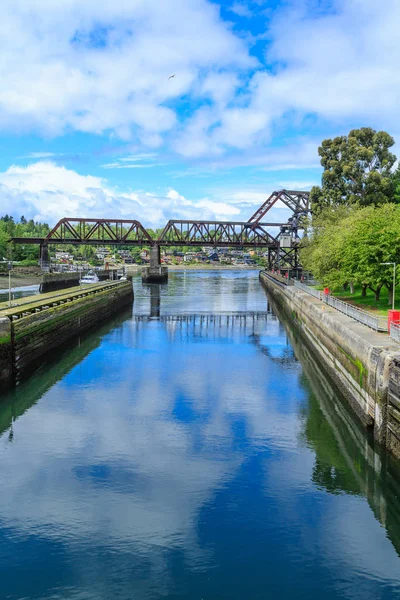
[
  {"xmin": 391, "ymin": 164, "xmax": 400, "ymax": 203},
  {"xmin": 0, "ymin": 216, "xmax": 50, "ymax": 262},
  {"xmin": 301, "ymin": 204, "xmax": 400, "ymax": 303},
  {"xmin": 311, "ymin": 128, "xmax": 396, "ymax": 212}
]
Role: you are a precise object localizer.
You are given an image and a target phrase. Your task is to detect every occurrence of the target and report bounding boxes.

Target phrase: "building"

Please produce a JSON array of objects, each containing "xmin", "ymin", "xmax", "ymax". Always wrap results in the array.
[{"xmin": 54, "ymin": 251, "xmax": 73, "ymax": 261}]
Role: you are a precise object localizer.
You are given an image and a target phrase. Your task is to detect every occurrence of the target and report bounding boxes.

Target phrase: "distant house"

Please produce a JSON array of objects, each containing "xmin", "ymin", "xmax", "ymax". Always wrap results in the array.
[
  {"xmin": 96, "ymin": 247, "xmax": 109, "ymax": 260},
  {"xmin": 208, "ymin": 252, "xmax": 219, "ymax": 262},
  {"xmin": 55, "ymin": 251, "xmax": 72, "ymax": 261},
  {"xmin": 118, "ymin": 250, "xmax": 132, "ymax": 259},
  {"xmin": 184, "ymin": 252, "xmax": 198, "ymax": 262}
]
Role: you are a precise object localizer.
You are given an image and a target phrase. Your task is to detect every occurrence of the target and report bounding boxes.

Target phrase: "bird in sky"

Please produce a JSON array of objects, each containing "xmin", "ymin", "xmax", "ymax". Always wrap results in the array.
[{"xmin": 168, "ymin": 74, "xmax": 175, "ymax": 80}]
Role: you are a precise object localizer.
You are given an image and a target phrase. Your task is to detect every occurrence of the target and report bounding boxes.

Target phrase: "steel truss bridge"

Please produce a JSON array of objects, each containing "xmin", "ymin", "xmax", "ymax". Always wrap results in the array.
[{"xmin": 10, "ymin": 189, "xmax": 310, "ymax": 271}]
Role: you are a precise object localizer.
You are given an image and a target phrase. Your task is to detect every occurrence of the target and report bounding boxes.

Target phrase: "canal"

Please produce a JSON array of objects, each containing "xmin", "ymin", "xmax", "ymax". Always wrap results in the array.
[{"xmin": 1, "ymin": 269, "xmax": 400, "ymax": 599}]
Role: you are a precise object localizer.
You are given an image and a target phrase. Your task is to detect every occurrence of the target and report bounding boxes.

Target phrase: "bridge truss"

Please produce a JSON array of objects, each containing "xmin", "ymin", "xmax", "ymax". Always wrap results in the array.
[
  {"xmin": 12, "ymin": 217, "xmax": 154, "ymax": 246},
  {"xmin": 157, "ymin": 220, "xmax": 278, "ymax": 247},
  {"xmin": 10, "ymin": 190, "xmax": 310, "ymax": 272},
  {"xmin": 248, "ymin": 189, "xmax": 310, "ymax": 225}
]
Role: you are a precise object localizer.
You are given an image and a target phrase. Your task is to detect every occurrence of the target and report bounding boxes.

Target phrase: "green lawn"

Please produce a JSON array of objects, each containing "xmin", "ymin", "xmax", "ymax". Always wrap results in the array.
[{"xmin": 331, "ymin": 285, "xmax": 397, "ymax": 316}]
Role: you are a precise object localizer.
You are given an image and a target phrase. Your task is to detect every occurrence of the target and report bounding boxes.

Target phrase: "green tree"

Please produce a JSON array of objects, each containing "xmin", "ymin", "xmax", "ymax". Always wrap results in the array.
[
  {"xmin": 302, "ymin": 204, "xmax": 400, "ymax": 303},
  {"xmin": 391, "ymin": 164, "xmax": 400, "ymax": 203},
  {"xmin": 311, "ymin": 128, "xmax": 396, "ymax": 212}
]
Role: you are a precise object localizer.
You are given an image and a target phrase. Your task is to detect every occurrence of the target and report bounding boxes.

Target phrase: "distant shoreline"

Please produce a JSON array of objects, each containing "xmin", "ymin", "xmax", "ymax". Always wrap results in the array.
[
  {"xmin": 0, "ymin": 264, "xmax": 262, "ymax": 289},
  {"xmin": 127, "ymin": 264, "xmax": 261, "ymax": 272}
]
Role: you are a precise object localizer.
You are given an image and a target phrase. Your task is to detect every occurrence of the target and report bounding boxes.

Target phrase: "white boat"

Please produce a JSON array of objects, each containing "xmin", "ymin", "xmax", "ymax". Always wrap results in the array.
[{"xmin": 80, "ymin": 270, "xmax": 99, "ymax": 284}]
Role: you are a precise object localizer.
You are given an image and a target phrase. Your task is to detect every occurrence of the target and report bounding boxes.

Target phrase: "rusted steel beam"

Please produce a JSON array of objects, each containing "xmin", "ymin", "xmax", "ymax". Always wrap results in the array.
[
  {"xmin": 37, "ymin": 217, "xmax": 155, "ymax": 246},
  {"xmin": 248, "ymin": 190, "xmax": 310, "ymax": 224},
  {"xmin": 156, "ymin": 220, "xmax": 279, "ymax": 247}
]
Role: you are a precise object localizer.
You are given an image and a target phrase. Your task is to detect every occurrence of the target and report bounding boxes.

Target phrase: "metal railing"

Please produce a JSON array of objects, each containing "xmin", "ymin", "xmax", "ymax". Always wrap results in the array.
[
  {"xmin": 323, "ymin": 294, "xmax": 387, "ymax": 332},
  {"xmin": 390, "ymin": 321, "xmax": 400, "ymax": 343},
  {"xmin": 293, "ymin": 280, "xmax": 322, "ymax": 300},
  {"xmin": 292, "ymin": 279, "xmax": 387, "ymax": 332}
]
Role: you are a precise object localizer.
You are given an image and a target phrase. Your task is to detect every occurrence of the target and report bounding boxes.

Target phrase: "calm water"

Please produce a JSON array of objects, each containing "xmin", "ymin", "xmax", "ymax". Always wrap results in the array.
[
  {"xmin": 0, "ymin": 284, "xmax": 40, "ymax": 303},
  {"xmin": 1, "ymin": 270, "xmax": 400, "ymax": 599}
]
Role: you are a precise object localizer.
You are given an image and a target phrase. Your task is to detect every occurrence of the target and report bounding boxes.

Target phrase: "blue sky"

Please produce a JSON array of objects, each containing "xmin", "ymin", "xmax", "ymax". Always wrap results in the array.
[{"xmin": 0, "ymin": 0, "xmax": 398, "ymax": 227}]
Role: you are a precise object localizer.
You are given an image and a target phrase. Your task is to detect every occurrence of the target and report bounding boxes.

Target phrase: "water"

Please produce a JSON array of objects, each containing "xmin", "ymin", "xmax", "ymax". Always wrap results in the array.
[
  {"xmin": 0, "ymin": 284, "xmax": 40, "ymax": 303},
  {"xmin": 1, "ymin": 269, "xmax": 400, "ymax": 599}
]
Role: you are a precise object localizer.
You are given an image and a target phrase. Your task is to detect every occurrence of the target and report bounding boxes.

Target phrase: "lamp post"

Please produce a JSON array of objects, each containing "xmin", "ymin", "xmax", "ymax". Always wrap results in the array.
[
  {"xmin": 380, "ymin": 262, "xmax": 396, "ymax": 310},
  {"xmin": 7, "ymin": 261, "xmax": 12, "ymax": 308}
]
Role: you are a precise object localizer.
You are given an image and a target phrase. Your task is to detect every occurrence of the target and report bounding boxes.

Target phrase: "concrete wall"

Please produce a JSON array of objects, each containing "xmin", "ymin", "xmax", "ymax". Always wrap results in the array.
[
  {"xmin": 40, "ymin": 272, "xmax": 80, "ymax": 293},
  {"xmin": 0, "ymin": 317, "xmax": 12, "ymax": 387},
  {"xmin": 3, "ymin": 281, "xmax": 133, "ymax": 385},
  {"xmin": 260, "ymin": 271, "xmax": 400, "ymax": 455}
]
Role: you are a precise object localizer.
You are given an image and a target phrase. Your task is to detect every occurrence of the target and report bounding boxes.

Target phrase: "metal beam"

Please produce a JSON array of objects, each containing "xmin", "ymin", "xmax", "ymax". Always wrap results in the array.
[
  {"xmin": 156, "ymin": 220, "xmax": 279, "ymax": 247},
  {"xmin": 248, "ymin": 189, "xmax": 310, "ymax": 224}
]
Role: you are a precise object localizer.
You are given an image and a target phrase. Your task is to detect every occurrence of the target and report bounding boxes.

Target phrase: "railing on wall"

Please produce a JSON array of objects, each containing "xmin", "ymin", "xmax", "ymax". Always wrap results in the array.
[
  {"xmin": 390, "ymin": 322, "xmax": 400, "ymax": 343},
  {"xmin": 293, "ymin": 280, "xmax": 322, "ymax": 300},
  {"xmin": 323, "ymin": 294, "xmax": 387, "ymax": 332},
  {"xmin": 292, "ymin": 279, "xmax": 388, "ymax": 332}
]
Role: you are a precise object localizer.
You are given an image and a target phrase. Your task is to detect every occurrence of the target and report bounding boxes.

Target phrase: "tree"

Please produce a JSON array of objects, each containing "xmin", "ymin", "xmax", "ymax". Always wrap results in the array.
[
  {"xmin": 392, "ymin": 164, "xmax": 400, "ymax": 204},
  {"xmin": 301, "ymin": 204, "xmax": 400, "ymax": 303},
  {"xmin": 311, "ymin": 128, "xmax": 396, "ymax": 212}
]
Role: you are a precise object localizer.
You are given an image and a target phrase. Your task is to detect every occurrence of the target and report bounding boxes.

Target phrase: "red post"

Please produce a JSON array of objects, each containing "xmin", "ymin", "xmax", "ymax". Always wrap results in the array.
[{"xmin": 388, "ymin": 310, "xmax": 400, "ymax": 332}]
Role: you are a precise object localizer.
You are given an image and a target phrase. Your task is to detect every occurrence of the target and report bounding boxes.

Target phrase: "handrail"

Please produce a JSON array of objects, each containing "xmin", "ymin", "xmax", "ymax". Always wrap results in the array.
[
  {"xmin": 292, "ymin": 279, "xmax": 387, "ymax": 332},
  {"xmin": 390, "ymin": 321, "xmax": 400, "ymax": 343},
  {"xmin": 293, "ymin": 280, "xmax": 322, "ymax": 300}
]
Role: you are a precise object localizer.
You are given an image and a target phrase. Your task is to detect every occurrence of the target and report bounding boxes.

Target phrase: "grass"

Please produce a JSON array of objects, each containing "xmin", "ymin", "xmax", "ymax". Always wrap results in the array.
[{"xmin": 331, "ymin": 285, "xmax": 397, "ymax": 316}]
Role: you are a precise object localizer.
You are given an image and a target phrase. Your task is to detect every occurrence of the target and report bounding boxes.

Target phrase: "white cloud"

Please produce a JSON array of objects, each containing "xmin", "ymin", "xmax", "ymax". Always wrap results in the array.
[
  {"xmin": 174, "ymin": 0, "xmax": 400, "ymax": 158},
  {"xmin": 101, "ymin": 162, "xmax": 157, "ymax": 169},
  {"xmin": 228, "ymin": 2, "xmax": 253, "ymax": 18},
  {"xmin": 22, "ymin": 152, "xmax": 59, "ymax": 159},
  {"xmin": 0, "ymin": 0, "xmax": 253, "ymax": 146},
  {"xmin": 102, "ymin": 153, "xmax": 159, "ymax": 169},
  {"xmin": 0, "ymin": 0, "xmax": 398, "ymax": 164},
  {"xmin": 120, "ymin": 154, "xmax": 157, "ymax": 162},
  {"xmin": 0, "ymin": 161, "xmax": 254, "ymax": 226},
  {"xmin": 253, "ymin": 0, "xmax": 400, "ymax": 127}
]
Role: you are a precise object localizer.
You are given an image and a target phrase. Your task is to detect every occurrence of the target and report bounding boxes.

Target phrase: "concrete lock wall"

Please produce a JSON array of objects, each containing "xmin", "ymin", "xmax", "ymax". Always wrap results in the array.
[
  {"xmin": 0, "ymin": 317, "xmax": 12, "ymax": 387},
  {"xmin": 259, "ymin": 271, "xmax": 400, "ymax": 457},
  {"xmin": 2, "ymin": 281, "xmax": 133, "ymax": 386},
  {"xmin": 40, "ymin": 272, "xmax": 80, "ymax": 293}
]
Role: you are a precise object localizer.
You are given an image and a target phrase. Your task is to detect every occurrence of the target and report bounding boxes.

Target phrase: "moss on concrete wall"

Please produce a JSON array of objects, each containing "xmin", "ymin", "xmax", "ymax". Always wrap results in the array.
[
  {"xmin": 0, "ymin": 281, "xmax": 133, "ymax": 386},
  {"xmin": 0, "ymin": 317, "xmax": 12, "ymax": 387},
  {"xmin": 259, "ymin": 271, "xmax": 399, "ymax": 448}
]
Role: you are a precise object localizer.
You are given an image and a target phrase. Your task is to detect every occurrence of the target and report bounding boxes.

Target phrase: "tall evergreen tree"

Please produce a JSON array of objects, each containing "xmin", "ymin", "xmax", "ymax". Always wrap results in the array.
[{"xmin": 310, "ymin": 128, "xmax": 396, "ymax": 211}]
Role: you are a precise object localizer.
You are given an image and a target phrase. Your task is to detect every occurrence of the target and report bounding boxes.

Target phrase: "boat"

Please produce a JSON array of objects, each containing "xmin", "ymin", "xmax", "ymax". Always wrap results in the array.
[{"xmin": 79, "ymin": 270, "xmax": 99, "ymax": 284}]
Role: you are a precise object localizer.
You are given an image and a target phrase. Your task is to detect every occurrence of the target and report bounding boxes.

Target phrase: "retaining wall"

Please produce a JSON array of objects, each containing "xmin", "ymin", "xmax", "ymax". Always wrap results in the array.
[
  {"xmin": 40, "ymin": 272, "xmax": 80, "ymax": 293},
  {"xmin": 260, "ymin": 271, "xmax": 400, "ymax": 456},
  {"xmin": 0, "ymin": 317, "xmax": 12, "ymax": 387},
  {"xmin": 1, "ymin": 281, "xmax": 133, "ymax": 386}
]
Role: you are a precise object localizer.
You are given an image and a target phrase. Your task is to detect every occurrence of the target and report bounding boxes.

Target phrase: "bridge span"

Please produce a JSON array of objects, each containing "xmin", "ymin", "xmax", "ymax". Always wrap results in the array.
[{"xmin": 9, "ymin": 189, "xmax": 310, "ymax": 280}]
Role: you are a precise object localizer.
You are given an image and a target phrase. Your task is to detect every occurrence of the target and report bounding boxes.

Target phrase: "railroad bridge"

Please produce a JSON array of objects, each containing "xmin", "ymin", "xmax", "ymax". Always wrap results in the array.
[{"xmin": 11, "ymin": 190, "xmax": 310, "ymax": 282}]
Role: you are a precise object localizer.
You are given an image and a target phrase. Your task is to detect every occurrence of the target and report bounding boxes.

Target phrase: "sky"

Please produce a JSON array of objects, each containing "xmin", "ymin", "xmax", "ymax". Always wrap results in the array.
[{"xmin": 0, "ymin": 0, "xmax": 399, "ymax": 227}]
